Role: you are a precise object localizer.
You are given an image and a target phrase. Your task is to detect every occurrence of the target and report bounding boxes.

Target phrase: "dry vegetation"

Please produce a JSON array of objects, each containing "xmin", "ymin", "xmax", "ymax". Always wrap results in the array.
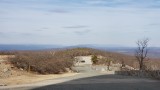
[
  {"xmin": 54, "ymin": 48, "xmax": 140, "ymax": 68},
  {"xmin": 7, "ymin": 48, "xmax": 137, "ymax": 74},
  {"xmin": 1, "ymin": 48, "xmax": 160, "ymax": 75},
  {"xmin": 9, "ymin": 51, "xmax": 73, "ymax": 74}
]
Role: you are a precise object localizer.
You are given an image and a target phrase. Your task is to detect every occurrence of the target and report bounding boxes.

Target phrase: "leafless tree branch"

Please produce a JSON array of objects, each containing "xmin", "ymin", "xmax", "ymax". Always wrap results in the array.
[{"xmin": 135, "ymin": 38, "xmax": 149, "ymax": 70}]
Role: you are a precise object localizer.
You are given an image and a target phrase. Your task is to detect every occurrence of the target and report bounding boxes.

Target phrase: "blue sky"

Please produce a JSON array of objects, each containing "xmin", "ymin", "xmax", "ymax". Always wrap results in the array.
[{"xmin": 0, "ymin": 0, "xmax": 160, "ymax": 46}]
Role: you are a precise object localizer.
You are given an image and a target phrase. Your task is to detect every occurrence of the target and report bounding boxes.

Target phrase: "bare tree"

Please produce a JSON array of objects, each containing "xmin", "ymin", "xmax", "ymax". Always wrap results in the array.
[{"xmin": 135, "ymin": 38, "xmax": 149, "ymax": 70}]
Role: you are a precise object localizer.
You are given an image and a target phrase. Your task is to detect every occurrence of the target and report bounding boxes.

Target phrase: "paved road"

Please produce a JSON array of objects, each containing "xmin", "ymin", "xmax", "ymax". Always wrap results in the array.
[
  {"xmin": 1, "ymin": 65, "xmax": 160, "ymax": 90},
  {"xmin": 32, "ymin": 75, "xmax": 160, "ymax": 90}
]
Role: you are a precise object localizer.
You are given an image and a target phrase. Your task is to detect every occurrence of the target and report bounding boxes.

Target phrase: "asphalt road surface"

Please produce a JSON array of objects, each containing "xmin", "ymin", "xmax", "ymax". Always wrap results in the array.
[
  {"xmin": 32, "ymin": 75, "xmax": 160, "ymax": 90},
  {"xmin": 1, "ymin": 65, "xmax": 160, "ymax": 90}
]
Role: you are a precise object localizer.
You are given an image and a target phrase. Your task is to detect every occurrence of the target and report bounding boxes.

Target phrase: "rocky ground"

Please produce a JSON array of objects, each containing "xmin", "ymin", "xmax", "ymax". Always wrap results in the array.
[
  {"xmin": 0, "ymin": 58, "xmax": 27, "ymax": 86},
  {"xmin": 0, "ymin": 55, "xmax": 16, "ymax": 79}
]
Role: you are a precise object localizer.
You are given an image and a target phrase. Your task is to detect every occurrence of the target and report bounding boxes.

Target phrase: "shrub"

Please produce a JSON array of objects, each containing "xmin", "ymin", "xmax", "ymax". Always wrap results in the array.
[
  {"xmin": 91, "ymin": 55, "xmax": 98, "ymax": 64},
  {"xmin": 9, "ymin": 51, "xmax": 73, "ymax": 74}
]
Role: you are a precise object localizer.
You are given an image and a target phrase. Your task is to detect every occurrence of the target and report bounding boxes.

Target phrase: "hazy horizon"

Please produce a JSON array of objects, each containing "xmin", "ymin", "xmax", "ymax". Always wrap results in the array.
[{"xmin": 0, "ymin": 0, "xmax": 160, "ymax": 47}]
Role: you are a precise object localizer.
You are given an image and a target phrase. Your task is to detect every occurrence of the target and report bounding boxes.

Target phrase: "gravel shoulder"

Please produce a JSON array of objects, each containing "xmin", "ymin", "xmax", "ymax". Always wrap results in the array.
[{"xmin": 0, "ymin": 72, "xmax": 78, "ymax": 86}]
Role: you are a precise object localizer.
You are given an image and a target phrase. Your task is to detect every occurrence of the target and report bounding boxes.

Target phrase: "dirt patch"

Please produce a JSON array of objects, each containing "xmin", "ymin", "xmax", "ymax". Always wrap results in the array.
[{"xmin": 0, "ymin": 72, "xmax": 78, "ymax": 86}]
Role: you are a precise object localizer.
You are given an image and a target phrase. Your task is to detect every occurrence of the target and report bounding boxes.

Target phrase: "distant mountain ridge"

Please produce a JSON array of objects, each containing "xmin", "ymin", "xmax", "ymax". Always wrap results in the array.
[
  {"xmin": 0, "ymin": 44, "xmax": 159, "ymax": 58},
  {"xmin": 0, "ymin": 44, "xmax": 128, "ymax": 50},
  {"xmin": 0, "ymin": 44, "xmax": 64, "ymax": 50}
]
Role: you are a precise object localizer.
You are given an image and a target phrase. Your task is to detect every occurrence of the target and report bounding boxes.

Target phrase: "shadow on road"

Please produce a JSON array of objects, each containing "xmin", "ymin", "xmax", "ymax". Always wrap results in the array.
[{"xmin": 31, "ymin": 74, "xmax": 160, "ymax": 90}]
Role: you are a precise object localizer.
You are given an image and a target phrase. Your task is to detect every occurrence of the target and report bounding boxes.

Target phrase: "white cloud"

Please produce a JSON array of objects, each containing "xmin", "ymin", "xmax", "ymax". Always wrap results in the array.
[
  {"xmin": 0, "ymin": 0, "xmax": 160, "ymax": 46},
  {"xmin": 74, "ymin": 29, "xmax": 92, "ymax": 35}
]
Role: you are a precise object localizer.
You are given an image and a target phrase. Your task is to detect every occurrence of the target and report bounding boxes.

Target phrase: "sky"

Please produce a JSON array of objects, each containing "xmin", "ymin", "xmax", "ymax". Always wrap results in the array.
[{"xmin": 0, "ymin": 0, "xmax": 160, "ymax": 47}]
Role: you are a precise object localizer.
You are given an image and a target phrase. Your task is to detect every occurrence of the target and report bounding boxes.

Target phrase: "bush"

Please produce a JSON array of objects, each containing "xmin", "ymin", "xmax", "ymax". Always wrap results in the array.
[
  {"xmin": 91, "ymin": 55, "xmax": 98, "ymax": 64},
  {"xmin": 9, "ymin": 51, "xmax": 73, "ymax": 74}
]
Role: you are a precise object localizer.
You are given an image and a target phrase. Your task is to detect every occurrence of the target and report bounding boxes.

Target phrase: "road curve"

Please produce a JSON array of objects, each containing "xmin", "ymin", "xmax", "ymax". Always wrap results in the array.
[
  {"xmin": 33, "ymin": 74, "xmax": 160, "ymax": 90},
  {"xmin": 1, "ymin": 65, "xmax": 160, "ymax": 90}
]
